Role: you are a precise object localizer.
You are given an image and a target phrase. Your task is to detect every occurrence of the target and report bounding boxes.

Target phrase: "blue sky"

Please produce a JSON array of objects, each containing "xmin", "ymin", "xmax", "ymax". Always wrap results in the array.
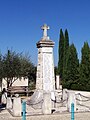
[{"xmin": 0, "ymin": 0, "xmax": 90, "ymax": 66}]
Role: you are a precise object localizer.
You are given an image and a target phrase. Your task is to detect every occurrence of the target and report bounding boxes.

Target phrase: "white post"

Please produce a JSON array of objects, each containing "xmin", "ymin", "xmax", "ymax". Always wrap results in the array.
[
  {"xmin": 13, "ymin": 97, "xmax": 22, "ymax": 116},
  {"xmin": 42, "ymin": 92, "xmax": 52, "ymax": 114},
  {"xmin": 63, "ymin": 89, "xmax": 68, "ymax": 100},
  {"xmin": 6, "ymin": 97, "xmax": 12, "ymax": 109},
  {"xmin": 62, "ymin": 89, "xmax": 68, "ymax": 109},
  {"xmin": 67, "ymin": 91, "xmax": 76, "ymax": 112}
]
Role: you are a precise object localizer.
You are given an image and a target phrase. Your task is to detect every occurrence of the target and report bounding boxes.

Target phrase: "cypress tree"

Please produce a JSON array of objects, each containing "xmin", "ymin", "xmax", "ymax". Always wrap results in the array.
[
  {"xmin": 58, "ymin": 29, "xmax": 64, "ymax": 78},
  {"xmin": 79, "ymin": 42, "xmax": 90, "ymax": 91},
  {"xmin": 63, "ymin": 29, "xmax": 69, "ymax": 79},
  {"xmin": 58, "ymin": 29, "xmax": 69, "ymax": 79},
  {"xmin": 62, "ymin": 44, "xmax": 79, "ymax": 89}
]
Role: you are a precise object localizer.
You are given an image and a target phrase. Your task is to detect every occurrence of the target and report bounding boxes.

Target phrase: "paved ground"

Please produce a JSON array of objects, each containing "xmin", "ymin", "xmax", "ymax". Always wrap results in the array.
[{"xmin": 0, "ymin": 110, "xmax": 90, "ymax": 120}]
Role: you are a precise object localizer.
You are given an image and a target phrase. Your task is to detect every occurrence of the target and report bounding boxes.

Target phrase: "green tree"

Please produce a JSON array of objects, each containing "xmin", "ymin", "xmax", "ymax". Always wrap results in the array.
[
  {"xmin": 63, "ymin": 29, "xmax": 69, "ymax": 79},
  {"xmin": 0, "ymin": 53, "xmax": 3, "ymax": 87},
  {"xmin": 58, "ymin": 29, "xmax": 69, "ymax": 79},
  {"xmin": 2, "ymin": 50, "xmax": 21, "ymax": 88},
  {"xmin": 20, "ymin": 53, "xmax": 34, "ymax": 77},
  {"xmin": 79, "ymin": 42, "xmax": 90, "ymax": 91},
  {"xmin": 2, "ymin": 50, "xmax": 35, "ymax": 88},
  {"xmin": 58, "ymin": 29, "xmax": 64, "ymax": 78},
  {"xmin": 20, "ymin": 53, "xmax": 36, "ymax": 89},
  {"xmin": 62, "ymin": 44, "xmax": 79, "ymax": 89}
]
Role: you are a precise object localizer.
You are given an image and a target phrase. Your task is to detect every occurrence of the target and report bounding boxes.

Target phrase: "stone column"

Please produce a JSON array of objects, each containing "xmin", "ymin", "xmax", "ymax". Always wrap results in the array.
[
  {"xmin": 42, "ymin": 92, "xmax": 52, "ymax": 114},
  {"xmin": 62, "ymin": 89, "xmax": 68, "ymax": 108},
  {"xmin": 36, "ymin": 24, "xmax": 55, "ymax": 112},
  {"xmin": 36, "ymin": 24, "xmax": 55, "ymax": 92},
  {"xmin": 13, "ymin": 97, "xmax": 22, "ymax": 116},
  {"xmin": 36, "ymin": 44, "xmax": 55, "ymax": 92},
  {"xmin": 6, "ymin": 97, "xmax": 12, "ymax": 109},
  {"xmin": 67, "ymin": 91, "xmax": 76, "ymax": 112},
  {"xmin": 63, "ymin": 89, "xmax": 68, "ymax": 101},
  {"xmin": 27, "ymin": 24, "xmax": 55, "ymax": 112}
]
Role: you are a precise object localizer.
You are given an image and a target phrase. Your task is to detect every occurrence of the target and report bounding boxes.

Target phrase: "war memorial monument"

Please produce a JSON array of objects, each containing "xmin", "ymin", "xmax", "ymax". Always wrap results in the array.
[{"xmin": 4, "ymin": 24, "xmax": 90, "ymax": 118}]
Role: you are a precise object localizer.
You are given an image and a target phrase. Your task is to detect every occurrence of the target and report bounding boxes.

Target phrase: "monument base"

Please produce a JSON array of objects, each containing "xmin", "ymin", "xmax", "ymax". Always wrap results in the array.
[
  {"xmin": 27, "ymin": 90, "xmax": 43, "ymax": 109},
  {"xmin": 27, "ymin": 90, "xmax": 55, "ymax": 114}
]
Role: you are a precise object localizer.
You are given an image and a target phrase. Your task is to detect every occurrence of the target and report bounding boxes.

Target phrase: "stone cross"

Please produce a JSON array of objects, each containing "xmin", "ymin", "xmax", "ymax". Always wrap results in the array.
[{"xmin": 41, "ymin": 24, "xmax": 50, "ymax": 38}]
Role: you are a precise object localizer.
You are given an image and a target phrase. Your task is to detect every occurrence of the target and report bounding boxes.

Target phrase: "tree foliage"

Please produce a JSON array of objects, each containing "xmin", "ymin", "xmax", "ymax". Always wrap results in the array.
[
  {"xmin": 58, "ymin": 29, "xmax": 64, "ymax": 77},
  {"xmin": 79, "ymin": 42, "xmax": 90, "ymax": 91},
  {"xmin": 57, "ymin": 29, "xmax": 90, "ymax": 91},
  {"xmin": 58, "ymin": 29, "xmax": 69, "ymax": 79},
  {"xmin": 62, "ymin": 44, "xmax": 79, "ymax": 89},
  {"xmin": 0, "ymin": 53, "xmax": 3, "ymax": 86},
  {"xmin": 63, "ymin": 29, "xmax": 69, "ymax": 79},
  {"xmin": 1, "ymin": 50, "xmax": 35, "ymax": 88},
  {"xmin": 2, "ymin": 50, "xmax": 21, "ymax": 87}
]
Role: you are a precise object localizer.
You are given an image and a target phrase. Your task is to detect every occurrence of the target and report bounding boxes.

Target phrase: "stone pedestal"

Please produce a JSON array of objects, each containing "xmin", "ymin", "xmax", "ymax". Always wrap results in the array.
[
  {"xmin": 36, "ymin": 41, "xmax": 55, "ymax": 92},
  {"xmin": 63, "ymin": 89, "xmax": 68, "ymax": 101},
  {"xmin": 42, "ymin": 92, "xmax": 52, "ymax": 114},
  {"xmin": 27, "ymin": 90, "xmax": 43, "ymax": 109},
  {"xmin": 6, "ymin": 97, "xmax": 12, "ymax": 109},
  {"xmin": 13, "ymin": 97, "xmax": 21, "ymax": 116}
]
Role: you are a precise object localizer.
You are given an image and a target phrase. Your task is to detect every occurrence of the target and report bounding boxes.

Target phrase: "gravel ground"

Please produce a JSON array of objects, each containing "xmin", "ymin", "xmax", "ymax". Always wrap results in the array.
[{"xmin": 0, "ymin": 110, "xmax": 90, "ymax": 120}]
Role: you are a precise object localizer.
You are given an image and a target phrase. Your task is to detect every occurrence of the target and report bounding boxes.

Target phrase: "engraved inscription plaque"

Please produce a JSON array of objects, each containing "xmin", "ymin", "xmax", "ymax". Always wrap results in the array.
[{"xmin": 43, "ymin": 53, "xmax": 52, "ymax": 91}]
